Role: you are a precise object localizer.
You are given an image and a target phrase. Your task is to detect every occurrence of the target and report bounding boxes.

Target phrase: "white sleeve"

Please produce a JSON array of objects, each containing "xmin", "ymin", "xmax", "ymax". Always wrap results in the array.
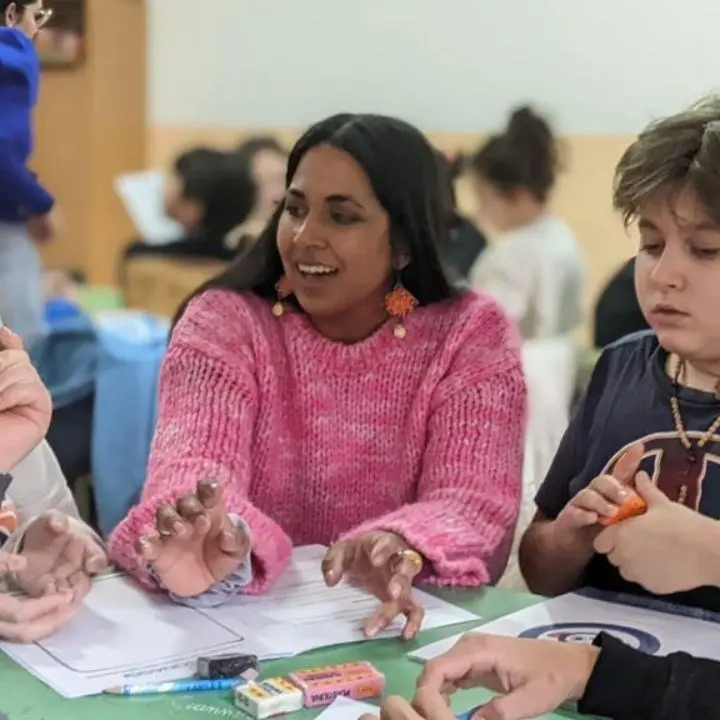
[
  {"xmin": 469, "ymin": 241, "xmax": 533, "ymax": 324},
  {"xmin": 3, "ymin": 440, "xmax": 102, "ymax": 553}
]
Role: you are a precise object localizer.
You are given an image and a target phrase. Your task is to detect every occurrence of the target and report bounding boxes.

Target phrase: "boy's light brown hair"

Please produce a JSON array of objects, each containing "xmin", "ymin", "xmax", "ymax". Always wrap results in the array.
[{"xmin": 614, "ymin": 96, "xmax": 720, "ymax": 226}]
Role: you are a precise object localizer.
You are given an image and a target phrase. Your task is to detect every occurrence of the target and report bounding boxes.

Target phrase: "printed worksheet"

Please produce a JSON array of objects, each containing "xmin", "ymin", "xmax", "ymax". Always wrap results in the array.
[
  {"xmin": 408, "ymin": 593, "xmax": 720, "ymax": 663},
  {"xmin": 205, "ymin": 545, "xmax": 479, "ymax": 655},
  {"xmin": 1, "ymin": 546, "xmax": 478, "ymax": 698},
  {"xmin": 1, "ymin": 573, "xmax": 273, "ymax": 698}
]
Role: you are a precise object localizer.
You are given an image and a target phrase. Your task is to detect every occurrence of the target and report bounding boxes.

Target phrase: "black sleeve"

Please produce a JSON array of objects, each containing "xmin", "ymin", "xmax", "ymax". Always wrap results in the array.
[{"xmin": 579, "ymin": 633, "xmax": 720, "ymax": 720}]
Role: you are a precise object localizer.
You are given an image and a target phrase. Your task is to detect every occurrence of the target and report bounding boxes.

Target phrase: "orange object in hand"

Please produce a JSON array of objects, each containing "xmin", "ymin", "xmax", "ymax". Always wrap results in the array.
[{"xmin": 601, "ymin": 495, "xmax": 648, "ymax": 526}]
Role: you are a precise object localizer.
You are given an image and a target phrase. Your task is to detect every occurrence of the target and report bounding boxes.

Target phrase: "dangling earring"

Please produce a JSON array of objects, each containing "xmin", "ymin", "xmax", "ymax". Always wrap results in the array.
[
  {"xmin": 272, "ymin": 276, "xmax": 293, "ymax": 317},
  {"xmin": 384, "ymin": 280, "xmax": 417, "ymax": 339}
]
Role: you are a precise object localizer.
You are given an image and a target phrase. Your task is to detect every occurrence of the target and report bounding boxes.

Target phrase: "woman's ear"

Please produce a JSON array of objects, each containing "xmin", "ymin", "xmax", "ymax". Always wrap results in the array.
[{"xmin": 393, "ymin": 251, "xmax": 410, "ymax": 271}]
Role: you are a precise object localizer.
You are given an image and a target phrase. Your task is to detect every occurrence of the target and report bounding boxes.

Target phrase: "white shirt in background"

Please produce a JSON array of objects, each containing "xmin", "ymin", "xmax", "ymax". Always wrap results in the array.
[{"xmin": 469, "ymin": 215, "xmax": 585, "ymax": 340}]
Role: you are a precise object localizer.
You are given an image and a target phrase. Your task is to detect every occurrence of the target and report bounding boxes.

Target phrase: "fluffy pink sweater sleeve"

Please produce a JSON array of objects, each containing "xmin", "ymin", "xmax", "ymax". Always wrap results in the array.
[
  {"xmin": 108, "ymin": 295, "xmax": 293, "ymax": 592},
  {"xmin": 344, "ymin": 313, "xmax": 525, "ymax": 586}
]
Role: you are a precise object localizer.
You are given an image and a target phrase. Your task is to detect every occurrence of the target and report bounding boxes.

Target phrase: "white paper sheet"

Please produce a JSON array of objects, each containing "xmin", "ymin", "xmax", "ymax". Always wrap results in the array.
[
  {"xmin": 1, "ymin": 573, "xmax": 276, "ymax": 698},
  {"xmin": 114, "ymin": 170, "xmax": 185, "ymax": 244},
  {"xmin": 314, "ymin": 696, "xmax": 379, "ymax": 720},
  {"xmin": 1, "ymin": 546, "xmax": 477, "ymax": 698},
  {"xmin": 206, "ymin": 545, "xmax": 479, "ymax": 655},
  {"xmin": 408, "ymin": 593, "xmax": 720, "ymax": 663}
]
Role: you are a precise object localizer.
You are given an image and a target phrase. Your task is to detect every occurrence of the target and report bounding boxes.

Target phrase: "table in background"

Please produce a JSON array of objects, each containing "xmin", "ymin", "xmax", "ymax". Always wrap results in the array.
[{"xmin": 0, "ymin": 587, "xmax": 589, "ymax": 720}]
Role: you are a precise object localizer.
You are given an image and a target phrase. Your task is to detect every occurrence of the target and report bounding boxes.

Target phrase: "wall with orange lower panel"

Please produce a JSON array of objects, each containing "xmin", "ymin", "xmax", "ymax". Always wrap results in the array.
[
  {"xmin": 146, "ymin": 126, "xmax": 638, "ymax": 323},
  {"xmin": 32, "ymin": 0, "xmax": 146, "ymax": 285}
]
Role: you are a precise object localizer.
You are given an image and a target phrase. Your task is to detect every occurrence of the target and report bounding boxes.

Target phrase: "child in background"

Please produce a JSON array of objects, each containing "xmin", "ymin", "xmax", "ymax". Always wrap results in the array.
[
  {"xmin": 468, "ymin": 106, "xmax": 585, "ymax": 339},
  {"xmin": 434, "ymin": 151, "xmax": 487, "ymax": 283}
]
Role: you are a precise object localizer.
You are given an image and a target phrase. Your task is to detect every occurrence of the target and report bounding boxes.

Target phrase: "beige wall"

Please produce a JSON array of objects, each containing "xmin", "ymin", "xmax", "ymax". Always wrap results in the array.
[{"xmin": 147, "ymin": 126, "xmax": 638, "ymax": 334}]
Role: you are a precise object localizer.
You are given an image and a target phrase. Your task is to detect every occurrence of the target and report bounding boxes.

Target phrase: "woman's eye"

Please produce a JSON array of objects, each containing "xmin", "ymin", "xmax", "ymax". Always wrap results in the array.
[
  {"xmin": 330, "ymin": 212, "xmax": 359, "ymax": 225},
  {"xmin": 285, "ymin": 204, "xmax": 304, "ymax": 219},
  {"xmin": 640, "ymin": 242, "xmax": 662, "ymax": 256}
]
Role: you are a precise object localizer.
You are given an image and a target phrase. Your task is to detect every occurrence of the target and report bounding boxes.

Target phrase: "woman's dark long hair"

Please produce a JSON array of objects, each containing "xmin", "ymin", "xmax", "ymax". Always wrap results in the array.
[{"xmin": 175, "ymin": 113, "xmax": 459, "ymax": 325}]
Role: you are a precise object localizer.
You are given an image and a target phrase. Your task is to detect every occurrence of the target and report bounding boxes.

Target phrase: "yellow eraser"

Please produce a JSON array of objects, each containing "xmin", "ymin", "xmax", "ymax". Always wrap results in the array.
[{"xmin": 234, "ymin": 677, "xmax": 304, "ymax": 719}]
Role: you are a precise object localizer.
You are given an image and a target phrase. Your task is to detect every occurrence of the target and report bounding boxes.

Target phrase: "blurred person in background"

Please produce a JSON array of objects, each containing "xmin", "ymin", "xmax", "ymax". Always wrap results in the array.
[
  {"xmin": 434, "ymin": 150, "xmax": 487, "ymax": 284},
  {"xmin": 0, "ymin": 1, "xmax": 56, "ymax": 347},
  {"xmin": 468, "ymin": 106, "xmax": 585, "ymax": 340},
  {"xmin": 225, "ymin": 136, "xmax": 287, "ymax": 250},
  {"xmin": 123, "ymin": 147, "xmax": 257, "ymax": 265},
  {"xmin": 594, "ymin": 256, "xmax": 650, "ymax": 348}
]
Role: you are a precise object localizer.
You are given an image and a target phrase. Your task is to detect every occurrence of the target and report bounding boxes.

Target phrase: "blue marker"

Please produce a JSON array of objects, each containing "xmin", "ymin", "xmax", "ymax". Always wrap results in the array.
[
  {"xmin": 456, "ymin": 706, "xmax": 485, "ymax": 720},
  {"xmin": 105, "ymin": 677, "xmax": 242, "ymax": 696}
]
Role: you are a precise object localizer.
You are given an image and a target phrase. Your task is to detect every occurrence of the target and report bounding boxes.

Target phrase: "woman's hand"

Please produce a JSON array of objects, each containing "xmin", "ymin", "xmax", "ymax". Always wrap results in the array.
[
  {"xmin": 0, "ymin": 550, "xmax": 81, "ymax": 643},
  {"xmin": 16, "ymin": 511, "xmax": 108, "ymax": 599},
  {"xmin": 322, "ymin": 531, "xmax": 425, "ymax": 640},
  {"xmin": 0, "ymin": 326, "xmax": 52, "ymax": 472},
  {"xmin": 136, "ymin": 478, "xmax": 251, "ymax": 598},
  {"xmin": 361, "ymin": 633, "xmax": 599, "ymax": 720}
]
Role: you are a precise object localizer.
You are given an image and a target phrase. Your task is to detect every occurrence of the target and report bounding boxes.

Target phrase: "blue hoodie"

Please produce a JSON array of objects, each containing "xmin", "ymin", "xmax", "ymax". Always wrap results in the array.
[{"xmin": 0, "ymin": 27, "xmax": 54, "ymax": 223}]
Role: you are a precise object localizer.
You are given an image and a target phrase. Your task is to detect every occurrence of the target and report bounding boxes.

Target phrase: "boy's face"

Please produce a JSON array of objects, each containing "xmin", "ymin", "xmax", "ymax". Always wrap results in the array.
[
  {"xmin": 635, "ymin": 188, "xmax": 720, "ymax": 364},
  {"xmin": 4, "ymin": 2, "xmax": 48, "ymax": 39}
]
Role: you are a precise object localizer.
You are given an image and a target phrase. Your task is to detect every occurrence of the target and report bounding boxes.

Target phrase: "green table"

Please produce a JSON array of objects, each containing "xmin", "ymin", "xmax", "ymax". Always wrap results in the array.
[{"xmin": 0, "ymin": 588, "xmax": 584, "ymax": 720}]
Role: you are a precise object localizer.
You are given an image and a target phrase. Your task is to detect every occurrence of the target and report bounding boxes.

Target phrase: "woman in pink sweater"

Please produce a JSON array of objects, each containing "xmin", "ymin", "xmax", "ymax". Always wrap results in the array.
[{"xmin": 109, "ymin": 113, "xmax": 526, "ymax": 639}]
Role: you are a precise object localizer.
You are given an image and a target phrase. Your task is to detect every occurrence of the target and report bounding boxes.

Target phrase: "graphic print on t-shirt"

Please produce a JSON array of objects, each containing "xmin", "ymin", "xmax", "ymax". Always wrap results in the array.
[{"xmin": 602, "ymin": 431, "xmax": 720, "ymax": 516}]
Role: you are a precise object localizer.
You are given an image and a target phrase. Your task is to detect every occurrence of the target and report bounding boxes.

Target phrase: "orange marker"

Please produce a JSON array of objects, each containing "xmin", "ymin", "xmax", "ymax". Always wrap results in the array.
[{"xmin": 601, "ymin": 495, "xmax": 647, "ymax": 526}]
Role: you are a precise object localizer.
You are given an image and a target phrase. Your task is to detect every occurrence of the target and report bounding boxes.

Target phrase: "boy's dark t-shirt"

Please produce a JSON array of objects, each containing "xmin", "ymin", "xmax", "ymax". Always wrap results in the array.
[{"xmin": 536, "ymin": 330, "xmax": 720, "ymax": 612}]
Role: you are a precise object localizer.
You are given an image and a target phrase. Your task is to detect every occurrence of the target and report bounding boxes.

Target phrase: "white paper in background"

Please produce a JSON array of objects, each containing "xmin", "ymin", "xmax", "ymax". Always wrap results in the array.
[
  {"xmin": 114, "ymin": 170, "xmax": 184, "ymax": 245},
  {"xmin": 0, "ymin": 574, "xmax": 280, "ymax": 699},
  {"xmin": 409, "ymin": 593, "xmax": 720, "ymax": 663},
  {"xmin": 315, "ymin": 696, "xmax": 379, "ymax": 720},
  {"xmin": 204, "ymin": 545, "xmax": 480, "ymax": 655}
]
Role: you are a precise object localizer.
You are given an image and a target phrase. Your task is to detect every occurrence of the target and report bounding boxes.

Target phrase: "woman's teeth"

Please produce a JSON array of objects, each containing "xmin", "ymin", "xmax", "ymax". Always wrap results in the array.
[{"xmin": 298, "ymin": 264, "xmax": 337, "ymax": 276}]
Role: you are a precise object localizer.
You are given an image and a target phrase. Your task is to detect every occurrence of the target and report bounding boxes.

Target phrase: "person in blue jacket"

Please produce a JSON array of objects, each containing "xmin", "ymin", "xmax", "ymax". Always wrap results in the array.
[{"xmin": 0, "ymin": 1, "xmax": 55, "ymax": 347}]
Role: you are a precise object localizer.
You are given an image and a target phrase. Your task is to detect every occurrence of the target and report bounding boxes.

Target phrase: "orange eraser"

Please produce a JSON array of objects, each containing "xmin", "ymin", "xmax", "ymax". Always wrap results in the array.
[{"xmin": 601, "ymin": 495, "xmax": 647, "ymax": 526}]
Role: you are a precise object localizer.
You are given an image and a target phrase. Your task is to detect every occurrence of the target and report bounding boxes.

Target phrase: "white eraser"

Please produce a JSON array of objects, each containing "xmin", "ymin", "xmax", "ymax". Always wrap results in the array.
[{"xmin": 234, "ymin": 677, "xmax": 304, "ymax": 719}]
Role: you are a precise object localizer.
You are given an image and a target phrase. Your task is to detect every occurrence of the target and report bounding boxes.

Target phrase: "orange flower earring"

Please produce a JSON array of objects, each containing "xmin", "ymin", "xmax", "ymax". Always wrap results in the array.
[
  {"xmin": 272, "ymin": 276, "xmax": 293, "ymax": 317},
  {"xmin": 384, "ymin": 280, "xmax": 417, "ymax": 339}
]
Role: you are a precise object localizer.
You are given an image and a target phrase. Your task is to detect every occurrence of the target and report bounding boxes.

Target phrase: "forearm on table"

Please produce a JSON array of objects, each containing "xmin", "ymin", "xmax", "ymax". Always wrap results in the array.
[{"xmin": 519, "ymin": 518, "xmax": 593, "ymax": 596}]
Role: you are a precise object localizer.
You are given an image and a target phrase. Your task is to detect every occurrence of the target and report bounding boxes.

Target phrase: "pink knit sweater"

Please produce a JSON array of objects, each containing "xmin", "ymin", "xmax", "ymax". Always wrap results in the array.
[{"xmin": 109, "ymin": 289, "xmax": 526, "ymax": 593}]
